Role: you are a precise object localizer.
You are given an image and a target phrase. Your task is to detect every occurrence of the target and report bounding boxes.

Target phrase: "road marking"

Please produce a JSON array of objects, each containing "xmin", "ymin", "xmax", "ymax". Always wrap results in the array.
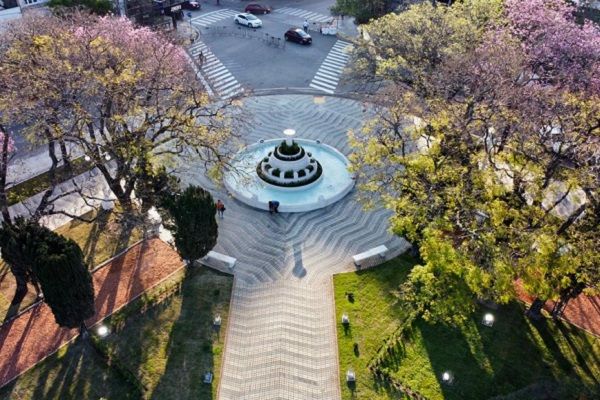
[
  {"xmin": 275, "ymin": 7, "xmax": 332, "ymax": 23},
  {"xmin": 309, "ymin": 40, "xmax": 353, "ymax": 94},
  {"xmin": 188, "ymin": 40, "xmax": 243, "ymax": 99},
  {"xmin": 191, "ymin": 9, "xmax": 238, "ymax": 27}
]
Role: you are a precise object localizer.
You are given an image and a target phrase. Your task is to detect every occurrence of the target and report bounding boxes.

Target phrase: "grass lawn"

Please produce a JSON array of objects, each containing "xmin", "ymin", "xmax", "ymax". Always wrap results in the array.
[
  {"xmin": 334, "ymin": 256, "xmax": 600, "ymax": 400},
  {"xmin": 0, "ymin": 209, "xmax": 143, "ymax": 321},
  {"xmin": 0, "ymin": 340, "xmax": 137, "ymax": 400},
  {"xmin": 98, "ymin": 266, "xmax": 233, "ymax": 399}
]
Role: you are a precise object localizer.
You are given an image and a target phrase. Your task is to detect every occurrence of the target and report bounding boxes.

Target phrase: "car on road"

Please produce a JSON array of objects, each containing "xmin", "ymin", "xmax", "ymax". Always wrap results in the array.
[
  {"xmin": 181, "ymin": 0, "xmax": 200, "ymax": 10},
  {"xmin": 234, "ymin": 13, "xmax": 263, "ymax": 28},
  {"xmin": 284, "ymin": 28, "xmax": 312, "ymax": 45},
  {"xmin": 245, "ymin": 3, "xmax": 271, "ymax": 14}
]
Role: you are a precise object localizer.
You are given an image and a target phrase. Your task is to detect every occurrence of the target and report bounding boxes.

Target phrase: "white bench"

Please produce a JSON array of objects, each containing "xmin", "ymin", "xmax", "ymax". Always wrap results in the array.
[
  {"xmin": 352, "ymin": 245, "xmax": 388, "ymax": 267},
  {"xmin": 200, "ymin": 251, "xmax": 236, "ymax": 270}
]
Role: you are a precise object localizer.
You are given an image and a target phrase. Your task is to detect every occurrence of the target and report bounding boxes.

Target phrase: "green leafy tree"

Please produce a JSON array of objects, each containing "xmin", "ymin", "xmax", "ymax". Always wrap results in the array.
[
  {"xmin": 28, "ymin": 222, "xmax": 95, "ymax": 333},
  {"xmin": 331, "ymin": 0, "xmax": 391, "ymax": 23},
  {"xmin": 48, "ymin": 0, "xmax": 114, "ymax": 15},
  {"xmin": 350, "ymin": 14, "xmax": 600, "ymax": 324},
  {"xmin": 161, "ymin": 186, "xmax": 218, "ymax": 264},
  {"xmin": 348, "ymin": 0, "xmax": 504, "ymax": 95}
]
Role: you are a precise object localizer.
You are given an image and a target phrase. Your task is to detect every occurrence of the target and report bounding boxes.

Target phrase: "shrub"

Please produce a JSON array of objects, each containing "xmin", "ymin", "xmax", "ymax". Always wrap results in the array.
[
  {"xmin": 263, "ymin": 157, "xmax": 269, "ymax": 163},
  {"xmin": 284, "ymin": 170, "xmax": 294, "ymax": 179},
  {"xmin": 264, "ymin": 163, "xmax": 272, "ymax": 170},
  {"xmin": 272, "ymin": 168, "xmax": 281, "ymax": 177},
  {"xmin": 298, "ymin": 169, "xmax": 306, "ymax": 177},
  {"xmin": 307, "ymin": 165, "xmax": 314, "ymax": 172}
]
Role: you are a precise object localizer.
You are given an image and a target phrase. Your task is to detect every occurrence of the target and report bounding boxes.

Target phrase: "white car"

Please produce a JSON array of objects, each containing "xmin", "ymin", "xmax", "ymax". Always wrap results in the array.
[{"xmin": 234, "ymin": 13, "xmax": 263, "ymax": 28}]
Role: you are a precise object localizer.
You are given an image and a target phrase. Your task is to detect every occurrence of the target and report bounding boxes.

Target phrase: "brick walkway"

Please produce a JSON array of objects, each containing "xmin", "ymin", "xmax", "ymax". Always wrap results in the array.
[{"xmin": 0, "ymin": 238, "xmax": 183, "ymax": 387}]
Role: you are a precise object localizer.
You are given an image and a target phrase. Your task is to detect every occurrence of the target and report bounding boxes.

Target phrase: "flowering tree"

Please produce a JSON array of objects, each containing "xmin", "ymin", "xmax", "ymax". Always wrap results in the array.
[
  {"xmin": 2, "ymin": 13, "xmax": 237, "ymax": 215},
  {"xmin": 505, "ymin": 0, "xmax": 600, "ymax": 94},
  {"xmin": 350, "ymin": 0, "xmax": 600, "ymax": 324}
]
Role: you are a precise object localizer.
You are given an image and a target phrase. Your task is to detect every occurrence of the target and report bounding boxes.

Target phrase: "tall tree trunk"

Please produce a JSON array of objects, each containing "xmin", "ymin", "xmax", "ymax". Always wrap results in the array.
[
  {"xmin": 79, "ymin": 321, "xmax": 89, "ymax": 339},
  {"xmin": 9, "ymin": 266, "xmax": 28, "ymax": 306},
  {"xmin": 552, "ymin": 282, "xmax": 585, "ymax": 320},
  {"xmin": 526, "ymin": 298, "xmax": 546, "ymax": 320},
  {"xmin": 59, "ymin": 139, "xmax": 71, "ymax": 174}
]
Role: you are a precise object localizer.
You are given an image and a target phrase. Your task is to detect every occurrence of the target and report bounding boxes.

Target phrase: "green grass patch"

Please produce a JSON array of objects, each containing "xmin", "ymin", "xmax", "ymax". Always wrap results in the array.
[
  {"xmin": 98, "ymin": 266, "xmax": 233, "ymax": 399},
  {"xmin": 7, "ymin": 158, "xmax": 92, "ymax": 206},
  {"xmin": 334, "ymin": 256, "xmax": 600, "ymax": 400},
  {"xmin": 54, "ymin": 208, "xmax": 143, "ymax": 269},
  {"xmin": 0, "ymin": 340, "xmax": 137, "ymax": 400}
]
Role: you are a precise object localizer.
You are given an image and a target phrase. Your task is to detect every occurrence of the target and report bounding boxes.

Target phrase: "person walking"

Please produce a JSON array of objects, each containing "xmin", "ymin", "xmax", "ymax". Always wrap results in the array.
[
  {"xmin": 216, "ymin": 199, "xmax": 225, "ymax": 218},
  {"xmin": 303, "ymin": 19, "xmax": 309, "ymax": 32},
  {"xmin": 198, "ymin": 50, "xmax": 204, "ymax": 66}
]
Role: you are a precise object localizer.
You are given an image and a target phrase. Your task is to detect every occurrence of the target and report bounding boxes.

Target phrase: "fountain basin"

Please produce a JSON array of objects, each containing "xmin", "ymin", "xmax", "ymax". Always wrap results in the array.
[{"xmin": 224, "ymin": 139, "xmax": 355, "ymax": 212}]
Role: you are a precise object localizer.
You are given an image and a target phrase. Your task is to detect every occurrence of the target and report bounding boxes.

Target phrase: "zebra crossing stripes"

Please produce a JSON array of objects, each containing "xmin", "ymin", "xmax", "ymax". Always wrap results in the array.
[
  {"xmin": 309, "ymin": 40, "xmax": 353, "ymax": 94},
  {"xmin": 275, "ymin": 7, "xmax": 332, "ymax": 23},
  {"xmin": 191, "ymin": 9, "xmax": 237, "ymax": 27},
  {"xmin": 188, "ymin": 41, "xmax": 243, "ymax": 99}
]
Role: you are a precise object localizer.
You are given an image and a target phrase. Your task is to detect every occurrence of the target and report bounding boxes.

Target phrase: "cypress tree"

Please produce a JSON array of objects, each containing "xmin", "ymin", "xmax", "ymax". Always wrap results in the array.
[
  {"xmin": 161, "ymin": 185, "xmax": 218, "ymax": 263},
  {"xmin": 28, "ymin": 224, "xmax": 95, "ymax": 333}
]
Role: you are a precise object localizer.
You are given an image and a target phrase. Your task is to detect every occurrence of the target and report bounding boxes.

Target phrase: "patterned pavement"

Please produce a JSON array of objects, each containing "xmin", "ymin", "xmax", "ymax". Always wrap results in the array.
[{"xmin": 179, "ymin": 95, "xmax": 409, "ymax": 399}]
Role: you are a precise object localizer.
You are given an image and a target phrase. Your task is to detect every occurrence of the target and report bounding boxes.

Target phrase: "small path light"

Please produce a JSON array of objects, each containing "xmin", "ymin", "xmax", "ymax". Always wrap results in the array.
[
  {"xmin": 482, "ymin": 313, "xmax": 495, "ymax": 327},
  {"xmin": 97, "ymin": 325, "xmax": 109, "ymax": 338},
  {"xmin": 346, "ymin": 369, "xmax": 355, "ymax": 382},
  {"xmin": 341, "ymin": 313, "xmax": 350, "ymax": 325},
  {"xmin": 214, "ymin": 315, "xmax": 222, "ymax": 327},
  {"xmin": 84, "ymin": 155, "xmax": 91, "ymax": 162},
  {"xmin": 441, "ymin": 371, "xmax": 454, "ymax": 385}
]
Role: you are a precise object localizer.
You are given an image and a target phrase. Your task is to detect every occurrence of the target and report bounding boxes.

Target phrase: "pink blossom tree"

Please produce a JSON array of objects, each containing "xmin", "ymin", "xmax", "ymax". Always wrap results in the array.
[{"xmin": 505, "ymin": 0, "xmax": 600, "ymax": 94}]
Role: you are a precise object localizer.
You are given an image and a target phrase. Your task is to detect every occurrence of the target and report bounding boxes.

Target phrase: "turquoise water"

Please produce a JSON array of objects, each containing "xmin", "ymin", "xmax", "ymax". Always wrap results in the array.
[{"xmin": 225, "ymin": 141, "xmax": 354, "ymax": 208}]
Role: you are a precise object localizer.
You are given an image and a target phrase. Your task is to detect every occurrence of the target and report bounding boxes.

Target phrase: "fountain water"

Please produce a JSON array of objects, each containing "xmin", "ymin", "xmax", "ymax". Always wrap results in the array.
[{"xmin": 224, "ymin": 130, "xmax": 354, "ymax": 212}]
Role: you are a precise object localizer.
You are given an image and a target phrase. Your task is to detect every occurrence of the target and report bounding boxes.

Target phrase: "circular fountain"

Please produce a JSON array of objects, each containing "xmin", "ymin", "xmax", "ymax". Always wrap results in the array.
[{"xmin": 224, "ymin": 130, "xmax": 354, "ymax": 212}]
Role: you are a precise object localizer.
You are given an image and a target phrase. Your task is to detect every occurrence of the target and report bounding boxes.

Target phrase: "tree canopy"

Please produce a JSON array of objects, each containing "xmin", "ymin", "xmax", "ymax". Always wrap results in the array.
[
  {"xmin": 161, "ymin": 185, "xmax": 218, "ymax": 263},
  {"xmin": 350, "ymin": 0, "xmax": 600, "ymax": 325},
  {"xmin": 0, "ymin": 12, "xmax": 238, "ymax": 215}
]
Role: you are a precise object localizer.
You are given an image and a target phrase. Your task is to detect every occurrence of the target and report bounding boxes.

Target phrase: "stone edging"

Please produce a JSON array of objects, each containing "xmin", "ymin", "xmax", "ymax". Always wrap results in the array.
[{"xmin": 216, "ymin": 274, "xmax": 237, "ymax": 400}]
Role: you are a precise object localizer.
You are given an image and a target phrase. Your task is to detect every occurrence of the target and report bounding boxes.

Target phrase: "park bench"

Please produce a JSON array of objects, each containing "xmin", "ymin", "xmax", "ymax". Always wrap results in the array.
[
  {"xmin": 200, "ymin": 251, "xmax": 236, "ymax": 271},
  {"xmin": 352, "ymin": 245, "xmax": 388, "ymax": 267}
]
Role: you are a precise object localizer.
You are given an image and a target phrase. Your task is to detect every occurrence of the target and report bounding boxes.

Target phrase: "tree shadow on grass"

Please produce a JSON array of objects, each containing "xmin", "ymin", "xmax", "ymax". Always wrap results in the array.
[
  {"xmin": 150, "ymin": 267, "xmax": 225, "ymax": 400},
  {"xmin": 415, "ymin": 302, "xmax": 597, "ymax": 400},
  {"xmin": 0, "ymin": 340, "xmax": 135, "ymax": 400}
]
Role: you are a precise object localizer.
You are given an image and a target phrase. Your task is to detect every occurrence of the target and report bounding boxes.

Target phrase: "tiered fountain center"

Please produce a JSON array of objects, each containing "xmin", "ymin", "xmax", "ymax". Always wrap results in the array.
[
  {"xmin": 224, "ymin": 130, "xmax": 355, "ymax": 212},
  {"xmin": 256, "ymin": 138, "xmax": 323, "ymax": 188}
]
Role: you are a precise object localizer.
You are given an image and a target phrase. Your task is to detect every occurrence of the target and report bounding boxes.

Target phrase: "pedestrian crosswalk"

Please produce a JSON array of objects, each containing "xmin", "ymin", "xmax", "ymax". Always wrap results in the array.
[
  {"xmin": 189, "ymin": 40, "xmax": 243, "ymax": 99},
  {"xmin": 191, "ymin": 9, "xmax": 237, "ymax": 27},
  {"xmin": 309, "ymin": 40, "xmax": 353, "ymax": 94},
  {"xmin": 275, "ymin": 7, "xmax": 333, "ymax": 23}
]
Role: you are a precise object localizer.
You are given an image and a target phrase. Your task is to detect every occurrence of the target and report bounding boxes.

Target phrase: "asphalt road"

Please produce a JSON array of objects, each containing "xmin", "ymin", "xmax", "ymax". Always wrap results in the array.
[{"xmin": 186, "ymin": 0, "xmax": 356, "ymax": 93}]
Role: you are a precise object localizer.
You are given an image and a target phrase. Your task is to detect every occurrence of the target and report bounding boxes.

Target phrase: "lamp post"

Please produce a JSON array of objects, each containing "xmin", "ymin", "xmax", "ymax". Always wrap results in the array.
[{"xmin": 482, "ymin": 313, "xmax": 495, "ymax": 327}]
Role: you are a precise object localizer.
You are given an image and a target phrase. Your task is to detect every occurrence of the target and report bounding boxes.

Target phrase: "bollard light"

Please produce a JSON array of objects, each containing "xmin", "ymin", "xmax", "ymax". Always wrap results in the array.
[
  {"xmin": 341, "ymin": 313, "xmax": 350, "ymax": 324},
  {"xmin": 346, "ymin": 369, "xmax": 356, "ymax": 382},
  {"xmin": 482, "ymin": 313, "xmax": 495, "ymax": 327},
  {"xmin": 97, "ymin": 325, "xmax": 109, "ymax": 337},
  {"xmin": 441, "ymin": 371, "xmax": 454, "ymax": 385}
]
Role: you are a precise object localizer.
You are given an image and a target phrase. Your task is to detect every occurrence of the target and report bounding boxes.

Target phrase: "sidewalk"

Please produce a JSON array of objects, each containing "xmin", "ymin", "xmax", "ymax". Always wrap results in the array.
[{"xmin": 0, "ymin": 238, "xmax": 184, "ymax": 388}]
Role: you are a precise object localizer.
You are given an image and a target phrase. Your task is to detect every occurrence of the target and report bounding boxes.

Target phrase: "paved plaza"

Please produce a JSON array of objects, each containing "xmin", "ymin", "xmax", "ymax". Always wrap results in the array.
[{"xmin": 180, "ymin": 95, "xmax": 409, "ymax": 399}]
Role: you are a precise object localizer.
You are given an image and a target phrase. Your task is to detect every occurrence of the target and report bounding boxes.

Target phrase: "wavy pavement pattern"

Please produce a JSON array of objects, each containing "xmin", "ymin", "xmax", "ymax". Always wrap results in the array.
[{"xmin": 179, "ymin": 95, "xmax": 409, "ymax": 399}]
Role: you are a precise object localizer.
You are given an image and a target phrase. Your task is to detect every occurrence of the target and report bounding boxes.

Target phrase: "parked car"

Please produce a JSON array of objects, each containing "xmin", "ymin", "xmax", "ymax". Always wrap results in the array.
[
  {"xmin": 181, "ymin": 1, "xmax": 201, "ymax": 10},
  {"xmin": 245, "ymin": 3, "xmax": 271, "ymax": 14},
  {"xmin": 234, "ymin": 13, "xmax": 263, "ymax": 28},
  {"xmin": 284, "ymin": 28, "xmax": 312, "ymax": 45}
]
